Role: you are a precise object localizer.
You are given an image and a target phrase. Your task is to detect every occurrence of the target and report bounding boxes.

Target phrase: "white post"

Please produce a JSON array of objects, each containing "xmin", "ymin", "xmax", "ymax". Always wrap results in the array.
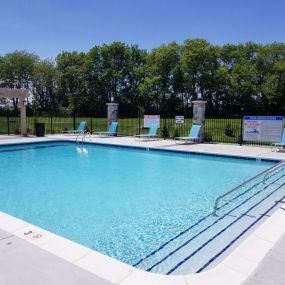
[
  {"xmin": 20, "ymin": 99, "xmax": 27, "ymax": 136},
  {"xmin": 0, "ymin": 88, "xmax": 28, "ymax": 137}
]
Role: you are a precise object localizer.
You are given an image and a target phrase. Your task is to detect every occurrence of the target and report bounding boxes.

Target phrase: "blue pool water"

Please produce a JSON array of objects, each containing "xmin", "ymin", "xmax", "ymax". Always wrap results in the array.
[{"xmin": 0, "ymin": 142, "xmax": 281, "ymax": 274}]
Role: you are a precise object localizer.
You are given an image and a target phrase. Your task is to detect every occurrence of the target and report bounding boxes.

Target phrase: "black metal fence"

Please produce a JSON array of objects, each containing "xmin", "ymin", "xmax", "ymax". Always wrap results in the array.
[
  {"xmin": 205, "ymin": 116, "xmax": 243, "ymax": 144},
  {"xmin": 0, "ymin": 114, "xmax": 282, "ymax": 146}
]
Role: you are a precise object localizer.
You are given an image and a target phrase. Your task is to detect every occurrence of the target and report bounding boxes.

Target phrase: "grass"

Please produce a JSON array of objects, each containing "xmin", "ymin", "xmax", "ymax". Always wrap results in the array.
[{"xmin": 0, "ymin": 116, "xmax": 270, "ymax": 145}]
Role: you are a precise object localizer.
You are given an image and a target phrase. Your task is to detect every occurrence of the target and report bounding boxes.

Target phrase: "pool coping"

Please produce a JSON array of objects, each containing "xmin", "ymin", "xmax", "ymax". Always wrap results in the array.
[
  {"xmin": 0, "ymin": 137, "xmax": 281, "ymax": 163},
  {"xmin": 1, "ymin": 138, "xmax": 285, "ymax": 285}
]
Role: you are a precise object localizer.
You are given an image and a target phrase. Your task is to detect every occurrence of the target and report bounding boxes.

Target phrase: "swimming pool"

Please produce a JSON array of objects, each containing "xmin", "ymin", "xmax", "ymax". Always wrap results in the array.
[{"xmin": 0, "ymin": 141, "xmax": 284, "ymax": 275}]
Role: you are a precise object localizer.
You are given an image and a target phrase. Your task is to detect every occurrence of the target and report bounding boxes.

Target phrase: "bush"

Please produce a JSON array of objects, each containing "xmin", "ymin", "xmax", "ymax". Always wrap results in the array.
[
  {"xmin": 224, "ymin": 124, "xmax": 234, "ymax": 137},
  {"xmin": 161, "ymin": 125, "xmax": 170, "ymax": 139},
  {"xmin": 204, "ymin": 131, "xmax": 213, "ymax": 142},
  {"xmin": 172, "ymin": 128, "xmax": 180, "ymax": 139}
]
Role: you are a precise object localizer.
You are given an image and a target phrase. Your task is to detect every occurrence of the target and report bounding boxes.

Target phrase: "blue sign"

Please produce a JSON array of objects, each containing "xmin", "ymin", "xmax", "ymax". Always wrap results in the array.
[
  {"xmin": 243, "ymin": 116, "xmax": 284, "ymax": 142},
  {"xmin": 244, "ymin": 116, "xmax": 283, "ymax": 121}
]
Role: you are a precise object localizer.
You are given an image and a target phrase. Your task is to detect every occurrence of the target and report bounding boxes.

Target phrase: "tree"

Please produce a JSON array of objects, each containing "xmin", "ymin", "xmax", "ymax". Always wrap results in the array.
[
  {"xmin": 181, "ymin": 39, "xmax": 221, "ymax": 113},
  {"xmin": 56, "ymin": 51, "xmax": 86, "ymax": 115},
  {"xmin": 32, "ymin": 60, "xmax": 58, "ymax": 113},
  {"xmin": 255, "ymin": 43, "xmax": 285, "ymax": 113},
  {"xmin": 140, "ymin": 42, "xmax": 181, "ymax": 114},
  {"xmin": 1, "ymin": 40, "xmax": 285, "ymax": 116},
  {"xmin": 0, "ymin": 50, "xmax": 39, "ymax": 110}
]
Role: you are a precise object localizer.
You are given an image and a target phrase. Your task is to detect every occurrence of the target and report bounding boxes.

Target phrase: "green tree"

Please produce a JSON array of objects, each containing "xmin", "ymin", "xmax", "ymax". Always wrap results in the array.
[
  {"xmin": 56, "ymin": 51, "xmax": 86, "ymax": 115},
  {"xmin": 181, "ymin": 39, "xmax": 221, "ymax": 113},
  {"xmin": 99, "ymin": 42, "xmax": 131, "ymax": 103},
  {"xmin": 0, "ymin": 50, "xmax": 39, "ymax": 110},
  {"xmin": 141, "ymin": 42, "xmax": 181, "ymax": 114},
  {"xmin": 32, "ymin": 60, "xmax": 58, "ymax": 113},
  {"xmin": 255, "ymin": 43, "xmax": 285, "ymax": 113}
]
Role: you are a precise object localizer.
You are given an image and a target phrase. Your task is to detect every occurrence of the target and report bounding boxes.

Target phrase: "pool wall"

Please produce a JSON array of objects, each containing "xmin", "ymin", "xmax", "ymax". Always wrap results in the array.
[{"xmin": 0, "ymin": 138, "xmax": 285, "ymax": 285}]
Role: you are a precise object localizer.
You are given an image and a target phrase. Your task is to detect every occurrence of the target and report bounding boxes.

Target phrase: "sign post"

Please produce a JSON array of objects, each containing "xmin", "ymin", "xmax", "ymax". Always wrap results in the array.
[{"xmin": 243, "ymin": 116, "xmax": 283, "ymax": 142}]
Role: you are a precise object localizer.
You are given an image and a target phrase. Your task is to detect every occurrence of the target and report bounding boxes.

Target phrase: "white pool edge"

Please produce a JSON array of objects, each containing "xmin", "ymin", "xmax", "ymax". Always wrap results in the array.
[
  {"xmin": 0, "ymin": 207, "xmax": 284, "ymax": 285},
  {"xmin": 1, "ymin": 138, "xmax": 285, "ymax": 285}
]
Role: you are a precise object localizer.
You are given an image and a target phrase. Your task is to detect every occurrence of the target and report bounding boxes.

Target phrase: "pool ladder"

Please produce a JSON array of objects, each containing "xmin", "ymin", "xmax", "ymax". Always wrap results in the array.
[{"xmin": 76, "ymin": 132, "xmax": 91, "ymax": 146}]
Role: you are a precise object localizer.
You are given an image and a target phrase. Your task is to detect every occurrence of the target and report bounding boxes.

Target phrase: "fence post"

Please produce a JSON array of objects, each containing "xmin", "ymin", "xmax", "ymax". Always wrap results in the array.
[
  {"xmin": 7, "ymin": 115, "xmax": 10, "ymax": 135},
  {"xmin": 50, "ymin": 115, "xmax": 53, "ymax": 134},
  {"xmin": 33, "ymin": 116, "xmax": 36, "ymax": 135},
  {"xmin": 239, "ymin": 116, "xmax": 243, "ymax": 145},
  {"xmin": 90, "ymin": 117, "xmax": 93, "ymax": 133},
  {"xmin": 138, "ymin": 109, "xmax": 141, "ymax": 135},
  {"xmin": 73, "ymin": 111, "xmax": 76, "ymax": 130}
]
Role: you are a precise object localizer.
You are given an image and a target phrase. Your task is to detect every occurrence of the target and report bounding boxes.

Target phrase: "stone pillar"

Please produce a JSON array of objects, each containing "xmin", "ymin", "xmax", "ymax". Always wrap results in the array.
[
  {"xmin": 106, "ymin": 103, "xmax": 119, "ymax": 127},
  {"xmin": 193, "ymin": 100, "xmax": 206, "ymax": 142},
  {"xmin": 20, "ymin": 99, "xmax": 27, "ymax": 136}
]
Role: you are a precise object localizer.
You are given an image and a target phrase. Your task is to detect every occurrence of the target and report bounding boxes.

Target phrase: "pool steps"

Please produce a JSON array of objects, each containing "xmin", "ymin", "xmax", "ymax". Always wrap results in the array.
[{"xmin": 134, "ymin": 168, "xmax": 285, "ymax": 274}]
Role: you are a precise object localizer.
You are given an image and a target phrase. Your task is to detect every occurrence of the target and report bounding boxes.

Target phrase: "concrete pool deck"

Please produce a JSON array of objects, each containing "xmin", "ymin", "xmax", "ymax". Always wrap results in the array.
[
  {"xmin": 0, "ymin": 135, "xmax": 285, "ymax": 285},
  {"xmin": 0, "ymin": 229, "xmax": 108, "ymax": 285},
  {"xmin": 1, "ymin": 134, "xmax": 285, "ymax": 160}
]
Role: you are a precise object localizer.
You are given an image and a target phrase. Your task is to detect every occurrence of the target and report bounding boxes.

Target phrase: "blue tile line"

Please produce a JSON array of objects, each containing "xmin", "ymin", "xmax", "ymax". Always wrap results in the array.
[
  {"xmin": 133, "ymin": 170, "xmax": 284, "ymax": 267},
  {"xmin": 196, "ymin": 192, "xmax": 285, "ymax": 273},
  {"xmin": 0, "ymin": 144, "xmax": 70, "ymax": 153},
  {"xmin": 147, "ymin": 174, "xmax": 285, "ymax": 272},
  {"xmin": 166, "ymin": 181, "xmax": 285, "ymax": 274},
  {"xmin": 0, "ymin": 140, "xmax": 68, "ymax": 148},
  {"xmin": 1, "ymin": 140, "xmax": 280, "ymax": 163}
]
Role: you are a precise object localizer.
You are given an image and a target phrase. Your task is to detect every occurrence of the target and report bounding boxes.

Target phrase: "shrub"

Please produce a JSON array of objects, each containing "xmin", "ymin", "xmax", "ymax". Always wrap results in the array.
[
  {"xmin": 204, "ymin": 131, "xmax": 213, "ymax": 142},
  {"xmin": 161, "ymin": 125, "xmax": 170, "ymax": 139},
  {"xmin": 224, "ymin": 124, "xmax": 234, "ymax": 137},
  {"xmin": 172, "ymin": 128, "xmax": 180, "ymax": 139}
]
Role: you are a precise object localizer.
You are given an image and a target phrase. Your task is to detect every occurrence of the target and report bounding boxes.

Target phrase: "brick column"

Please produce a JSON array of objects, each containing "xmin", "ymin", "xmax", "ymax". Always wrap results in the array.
[
  {"xmin": 106, "ymin": 103, "xmax": 119, "ymax": 127},
  {"xmin": 193, "ymin": 100, "xmax": 206, "ymax": 142}
]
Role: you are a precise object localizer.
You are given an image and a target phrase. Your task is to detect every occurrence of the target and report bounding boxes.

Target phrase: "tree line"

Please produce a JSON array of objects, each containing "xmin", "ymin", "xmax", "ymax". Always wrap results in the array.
[{"xmin": 0, "ymin": 39, "xmax": 285, "ymax": 117}]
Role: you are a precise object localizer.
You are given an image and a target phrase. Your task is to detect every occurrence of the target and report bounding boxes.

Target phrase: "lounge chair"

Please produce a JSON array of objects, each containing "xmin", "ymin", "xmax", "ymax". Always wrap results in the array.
[
  {"xmin": 175, "ymin": 125, "xmax": 201, "ymax": 144},
  {"xmin": 63, "ymin": 121, "xmax": 87, "ymax": 135},
  {"xmin": 271, "ymin": 128, "xmax": 285, "ymax": 151},
  {"xmin": 134, "ymin": 123, "xmax": 159, "ymax": 141},
  {"xmin": 92, "ymin": 122, "xmax": 118, "ymax": 136}
]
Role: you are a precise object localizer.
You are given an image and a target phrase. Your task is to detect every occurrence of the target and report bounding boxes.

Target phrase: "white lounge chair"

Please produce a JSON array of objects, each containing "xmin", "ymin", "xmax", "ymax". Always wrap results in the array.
[
  {"xmin": 63, "ymin": 121, "xmax": 87, "ymax": 135},
  {"xmin": 134, "ymin": 123, "xmax": 159, "ymax": 141},
  {"xmin": 92, "ymin": 122, "xmax": 118, "ymax": 137},
  {"xmin": 271, "ymin": 128, "xmax": 285, "ymax": 151},
  {"xmin": 175, "ymin": 125, "xmax": 201, "ymax": 144}
]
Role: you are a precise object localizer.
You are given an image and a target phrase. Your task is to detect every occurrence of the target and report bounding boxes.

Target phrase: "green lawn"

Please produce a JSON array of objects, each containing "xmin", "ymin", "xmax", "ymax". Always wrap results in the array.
[{"xmin": 0, "ymin": 116, "xmax": 270, "ymax": 145}]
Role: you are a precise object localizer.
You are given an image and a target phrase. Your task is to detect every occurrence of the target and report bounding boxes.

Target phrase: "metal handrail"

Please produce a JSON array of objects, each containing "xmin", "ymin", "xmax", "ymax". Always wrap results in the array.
[
  {"xmin": 75, "ymin": 133, "xmax": 82, "ymax": 144},
  {"xmin": 213, "ymin": 159, "xmax": 285, "ymax": 216},
  {"xmin": 81, "ymin": 132, "xmax": 90, "ymax": 144},
  {"xmin": 75, "ymin": 132, "xmax": 87, "ymax": 145}
]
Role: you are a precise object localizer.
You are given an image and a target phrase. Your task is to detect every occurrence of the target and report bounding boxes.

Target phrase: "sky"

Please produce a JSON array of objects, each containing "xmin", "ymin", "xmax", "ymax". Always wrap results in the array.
[{"xmin": 1, "ymin": 0, "xmax": 285, "ymax": 59}]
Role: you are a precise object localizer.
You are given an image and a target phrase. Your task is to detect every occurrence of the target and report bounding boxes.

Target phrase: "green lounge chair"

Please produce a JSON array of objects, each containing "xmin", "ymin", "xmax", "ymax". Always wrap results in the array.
[
  {"xmin": 175, "ymin": 125, "xmax": 201, "ymax": 144},
  {"xmin": 271, "ymin": 128, "xmax": 285, "ymax": 151},
  {"xmin": 63, "ymin": 121, "xmax": 87, "ymax": 134},
  {"xmin": 93, "ymin": 122, "xmax": 118, "ymax": 136},
  {"xmin": 134, "ymin": 123, "xmax": 159, "ymax": 141}
]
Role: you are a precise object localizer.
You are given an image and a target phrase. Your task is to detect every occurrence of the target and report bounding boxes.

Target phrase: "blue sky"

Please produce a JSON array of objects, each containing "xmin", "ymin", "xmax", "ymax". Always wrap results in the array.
[{"xmin": 1, "ymin": 0, "xmax": 285, "ymax": 59}]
